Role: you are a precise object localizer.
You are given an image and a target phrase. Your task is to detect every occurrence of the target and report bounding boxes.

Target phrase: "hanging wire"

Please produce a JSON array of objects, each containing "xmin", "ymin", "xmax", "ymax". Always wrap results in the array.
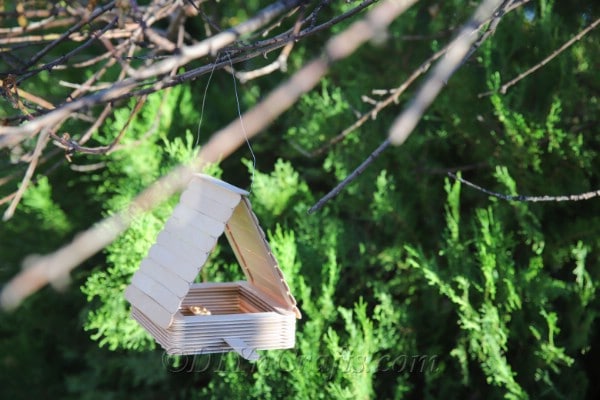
[
  {"xmin": 195, "ymin": 58, "xmax": 218, "ymax": 148},
  {"xmin": 227, "ymin": 52, "xmax": 257, "ymax": 190}
]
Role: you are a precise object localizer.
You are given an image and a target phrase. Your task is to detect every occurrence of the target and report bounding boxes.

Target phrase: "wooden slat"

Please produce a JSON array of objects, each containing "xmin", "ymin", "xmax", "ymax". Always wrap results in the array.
[
  {"xmin": 125, "ymin": 286, "xmax": 173, "ymax": 328},
  {"xmin": 239, "ymin": 251, "xmax": 289, "ymax": 301},
  {"xmin": 148, "ymin": 243, "xmax": 205, "ymax": 282},
  {"xmin": 223, "ymin": 337, "xmax": 260, "ymax": 361},
  {"xmin": 156, "ymin": 230, "xmax": 214, "ymax": 272},
  {"xmin": 130, "ymin": 305, "xmax": 296, "ymax": 356},
  {"xmin": 193, "ymin": 173, "xmax": 249, "ymax": 194},
  {"xmin": 139, "ymin": 258, "xmax": 189, "ymax": 298},
  {"xmin": 224, "ymin": 199, "xmax": 299, "ymax": 317},
  {"xmin": 187, "ymin": 176, "xmax": 245, "ymax": 207},
  {"xmin": 164, "ymin": 217, "xmax": 218, "ymax": 253},
  {"xmin": 180, "ymin": 189, "xmax": 235, "ymax": 222},
  {"xmin": 131, "ymin": 269, "xmax": 181, "ymax": 313},
  {"xmin": 171, "ymin": 204, "xmax": 225, "ymax": 238}
]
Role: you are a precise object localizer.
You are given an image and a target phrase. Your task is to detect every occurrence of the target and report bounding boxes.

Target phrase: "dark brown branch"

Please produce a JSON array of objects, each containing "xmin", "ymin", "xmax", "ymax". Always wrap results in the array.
[
  {"xmin": 18, "ymin": 1, "xmax": 116, "ymax": 74},
  {"xmin": 18, "ymin": 17, "xmax": 119, "ymax": 81},
  {"xmin": 308, "ymin": 139, "xmax": 391, "ymax": 214},
  {"xmin": 479, "ymin": 16, "xmax": 600, "ymax": 97},
  {"xmin": 48, "ymin": 96, "xmax": 144, "ymax": 157}
]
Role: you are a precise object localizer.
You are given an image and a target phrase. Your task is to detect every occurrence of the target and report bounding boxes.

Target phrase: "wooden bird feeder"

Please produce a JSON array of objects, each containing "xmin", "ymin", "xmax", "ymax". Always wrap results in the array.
[{"xmin": 125, "ymin": 174, "xmax": 301, "ymax": 361}]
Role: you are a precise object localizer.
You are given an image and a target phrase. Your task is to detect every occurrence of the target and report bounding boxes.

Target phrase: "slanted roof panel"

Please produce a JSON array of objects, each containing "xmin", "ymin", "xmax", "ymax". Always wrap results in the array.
[
  {"xmin": 165, "ymin": 217, "xmax": 219, "ymax": 254},
  {"xmin": 225, "ymin": 198, "xmax": 300, "ymax": 318},
  {"xmin": 126, "ymin": 174, "xmax": 246, "ymax": 328},
  {"xmin": 188, "ymin": 175, "xmax": 247, "ymax": 205}
]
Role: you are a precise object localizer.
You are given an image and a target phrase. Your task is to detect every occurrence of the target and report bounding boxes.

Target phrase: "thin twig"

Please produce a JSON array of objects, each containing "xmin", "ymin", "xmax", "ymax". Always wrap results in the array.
[
  {"xmin": 70, "ymin": 162, "xmax": 107, "ymax": 172},
  {"xmin": 0, "ymin": 14, "xmax": 74, "ymax": 36},
  {"xmin": 448, "ymin": 172, "xmax": 600, "ymax": 202},
  {"xmin": 2, "ymin": 129, "xmax": 50, "ymax": 221},
  {"xmin": 308, "ymin": 139, "xmax": 391, "ymax": 214},
  {"xmin": 78, "ymin": 104, "xmax": 114, "ymax": 145},
  {"xmin": 497, "ymin": 16, "xmax": 600, "ymax": 95},
  {"xmin": 479, "ymin": 16, "xmax": 600, "ymax": 97},
  {"xmin": 19, "ymin": 1, "xmax": 116, "ymax": 74},
  {"xmin": 235, "ymin": 6, "xmax": 305, "ymax": 83}
]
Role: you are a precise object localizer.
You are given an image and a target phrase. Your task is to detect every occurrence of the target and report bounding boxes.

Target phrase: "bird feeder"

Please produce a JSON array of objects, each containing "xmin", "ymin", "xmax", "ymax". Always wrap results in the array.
[{"xmin": 125, "ymin": 174, "xmax": 301, "ymax": 361}]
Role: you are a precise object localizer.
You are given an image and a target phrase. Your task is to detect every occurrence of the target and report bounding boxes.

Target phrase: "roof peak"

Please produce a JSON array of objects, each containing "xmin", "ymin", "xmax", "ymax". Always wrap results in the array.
[{"xmin": 194, "ymin": 174, "xmax": 250, "ymax": 196}]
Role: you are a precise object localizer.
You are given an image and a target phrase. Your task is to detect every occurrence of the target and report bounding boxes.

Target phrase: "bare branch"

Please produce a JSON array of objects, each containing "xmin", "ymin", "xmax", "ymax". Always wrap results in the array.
[
  {"xmin": 310, "ymin": 46, "xmax": 447, "ymax": 157},
  {"xmin": 448, "ymin": 172, "xmax": 600, "ymax": 202},
  {"xmin": 308, "ymin": 139, "xmax": 391, "ymax": 214},
  {"xmin": 19, "ymin": 1, "xmax": 116, "ymax": 73},
  {"xmin": 311, "ymin": 0, "xmax": 531, "ymax": 157},
  {"xmin": 18, "ymin": 17, "xmax": 119, "ymax": 82},
  {"xmin": 48, "ymin": 96, "xmax": 144, "ymax": 157},
  {"xmin": 129, "ymin": 0, "xmax": 304, "ymax": 81},
  {"xmin": 235, "ymin": 6, "xmax": 306, "ymax": 83},
  {"xmin": 2, "ymin": 129, "xmax": 50, "ymax": 221},
  {"xmin": 493, "ymin": 16, "xmax": 600, "ymax": 95}
]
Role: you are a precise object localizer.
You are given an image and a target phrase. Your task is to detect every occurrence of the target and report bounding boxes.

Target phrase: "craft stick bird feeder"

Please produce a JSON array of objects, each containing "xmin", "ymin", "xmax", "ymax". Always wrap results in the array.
[{"xmin": 125, "ymin": 174, "xmax": 301, "ymax": 361}]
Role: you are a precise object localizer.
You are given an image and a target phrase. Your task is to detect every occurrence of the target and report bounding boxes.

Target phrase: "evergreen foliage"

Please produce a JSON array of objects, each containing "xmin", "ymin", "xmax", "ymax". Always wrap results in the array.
[{"xmin": 1, "ymin": 1, "xmax": 599, "ymax": 399}]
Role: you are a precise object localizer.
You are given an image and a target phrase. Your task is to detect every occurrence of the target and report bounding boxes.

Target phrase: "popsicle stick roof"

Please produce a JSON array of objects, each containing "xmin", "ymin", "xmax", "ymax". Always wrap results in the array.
[{"xmin": 125, "ymin": 174, "xmax": 300, "ymax": 329}]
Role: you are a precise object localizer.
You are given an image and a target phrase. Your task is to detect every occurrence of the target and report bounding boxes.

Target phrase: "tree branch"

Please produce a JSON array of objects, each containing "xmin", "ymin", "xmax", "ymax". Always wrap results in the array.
[
  {"xmin": 308, "ymin": 139, "xmax": 391, "ymax": 214},
  {"xmin": 498, "ymin": 16, "xmax": 600, "ymax": 95},
  {"xmin": 448, "ymin": 172, "xmax": 600, "ymax": 202},
  {"xmin": 2, "ymin": 129, "xmax": 50, "ymax": 221},
  {"xmin": 19, "ymin": 1, "xmax": 116, "ymax": 73}
]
